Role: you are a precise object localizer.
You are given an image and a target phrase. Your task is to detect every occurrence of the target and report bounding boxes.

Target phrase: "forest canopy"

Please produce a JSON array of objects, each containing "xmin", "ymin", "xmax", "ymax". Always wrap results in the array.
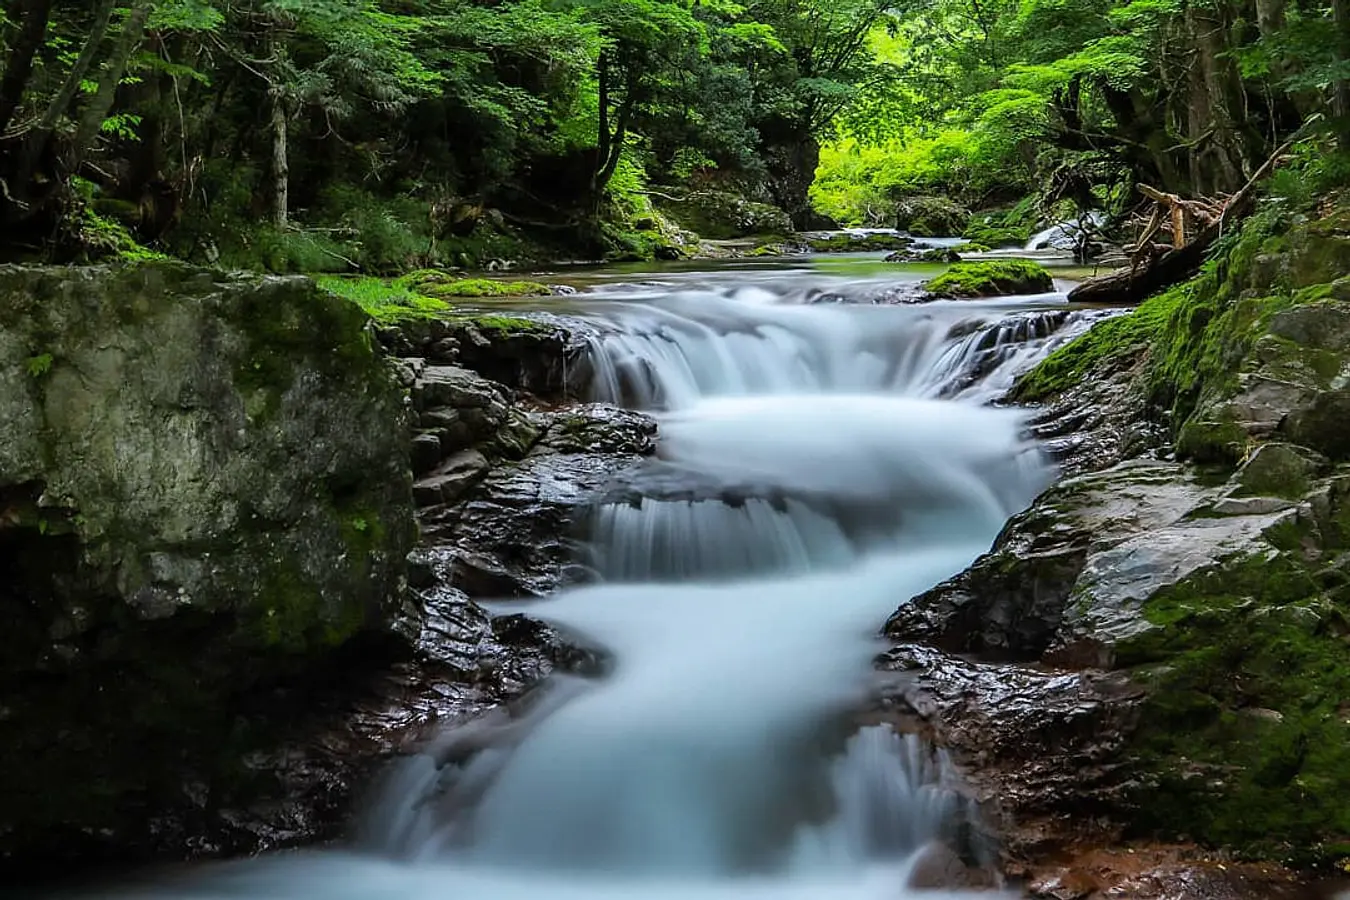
[{"xmin": 0, "ymin": 0, "xmax": 1346, "ymax": 269}]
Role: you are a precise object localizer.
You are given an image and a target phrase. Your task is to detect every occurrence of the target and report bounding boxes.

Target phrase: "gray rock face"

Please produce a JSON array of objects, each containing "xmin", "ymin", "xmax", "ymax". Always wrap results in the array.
[{"xmin": 0, "ymin": 263, "xmax": 415, "ymax": 873}]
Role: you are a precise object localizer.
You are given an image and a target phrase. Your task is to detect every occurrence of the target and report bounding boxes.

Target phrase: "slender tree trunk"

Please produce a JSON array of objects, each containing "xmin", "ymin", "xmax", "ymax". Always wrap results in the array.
[
  {"xmin": 1335, "ymin": 0, "xmax": 1350, "ymax": 150},
  {"xmin": 71, "ymin": 0, "xmax": 154, "ymax": 169},
  {"xmin": 39, "ymin": 0, "xmax": 117, "ymax": 135},
  {"xmin": 270, "ymin": 90, "xmax": 289, "ymax": 227},
  {"xmin": 592, "ymin": 52, "xmax": 611, "ymax": 204},
  {"xmin": 0, "ymin": 0, "xmax": 57, "ymax": 136}
]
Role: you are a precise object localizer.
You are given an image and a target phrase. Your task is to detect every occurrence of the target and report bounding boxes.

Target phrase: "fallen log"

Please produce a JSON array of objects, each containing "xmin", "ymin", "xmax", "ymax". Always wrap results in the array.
[
  {"xmin": 1067, "ymin": 134, "xmax": 1300, "ymax": 306},
  {"xmin": 1067, "ymin": 231, "xmax": 1215, "ymax": 304}
]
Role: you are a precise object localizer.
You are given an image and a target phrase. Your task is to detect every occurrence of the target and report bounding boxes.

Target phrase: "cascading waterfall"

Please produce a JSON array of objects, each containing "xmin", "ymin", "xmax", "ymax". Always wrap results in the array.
[{"xmin": 83, "ymin": 268, "xmax": 1087, "ymax": 900}]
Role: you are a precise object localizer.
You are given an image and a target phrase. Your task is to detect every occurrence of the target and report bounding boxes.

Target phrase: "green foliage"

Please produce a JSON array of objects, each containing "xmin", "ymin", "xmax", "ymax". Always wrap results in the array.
[{"xmin": 25, "ymin": 354, "xmax": 54, "ymax": 379}]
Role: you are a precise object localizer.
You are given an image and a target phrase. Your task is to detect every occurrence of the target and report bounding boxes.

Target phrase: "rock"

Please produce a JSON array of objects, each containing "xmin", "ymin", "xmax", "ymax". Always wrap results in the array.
[
  {"xmin": 922, "ymin": 260, "xmax": 1055, "ymax": 299},
  {"xmin": 1025, "ymin": 846, "xmax": 1319, "ymax": 900},
  {"xmin": 904, "ymin": 841, "xmax": 997, "ymax": 890},
  {"xmin": 895, "ymin": 196, "xmax": 971, "ymax": 237},
  {"xmin": 803, "ymin": 231, "xmax": 914, "ymax": 253},
  {"xmin": 1231, "ymin": 442, "xmax": 1323, "ymax": 498},
  {"xmin": 1283, "ymin": 389, "xmax": 1350, "ymax": 459},
  {"xmin": 657, "ymin": 189, "xmax": 794, "ymax": 239},
  {"xmin": 419, "ymin": 405, "xmax": 659, "ymax": 598},
  {"xmin": 875, "ymin": 644, "xmax": 1145, "ymax": 866},
  {"xmin": 884, "ymin": 247, "xmax": 961, "ymax": 263},
  {"xmin": 411, "ymin": 432, "xmax": 443, "ymax": 474},
  {"xmin": 413, "ymin": 450, "xmax": 490, "ymax": 507},
  {"xmin": 0, "ymin": 263, "xmax": 415, "ymax": 875},
  {"xmin": 382, "ymin": 314, "xmax": 593, "ymax": 402}
]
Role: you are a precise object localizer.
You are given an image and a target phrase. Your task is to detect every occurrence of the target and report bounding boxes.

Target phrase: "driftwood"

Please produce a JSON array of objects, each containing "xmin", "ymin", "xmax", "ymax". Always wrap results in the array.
[{"xmin": 1068, "ymin": 135, "xmax": 1298, "ymax": 305}]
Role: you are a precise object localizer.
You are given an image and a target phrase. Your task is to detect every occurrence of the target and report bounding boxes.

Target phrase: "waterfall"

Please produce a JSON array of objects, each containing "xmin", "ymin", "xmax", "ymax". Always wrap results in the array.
[{"xmin": 84, "ymin": 269, "xmax": 1084, "ymax": 900}]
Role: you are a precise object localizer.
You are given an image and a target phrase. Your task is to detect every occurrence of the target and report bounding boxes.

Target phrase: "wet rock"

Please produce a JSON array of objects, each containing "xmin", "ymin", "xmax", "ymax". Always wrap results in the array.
[
  {"xmin": 905, "ymin": 841, "xmax": 999, "ymax": 890},
  {"xmin": 419, "ymin": 404, "xmax": 658, "ymax": 598},
  {"xmin": 1025, "ymin": 846, "xmax": 1322, "ymax": 900},
  {"xmin": 0, "ymin": 263, "xmax": 415, "ymax": 876},
  {"xmin": 412, "ymin": 450, "xmax": 490, "ymax": 507},
  {"xmin": 875, "ymin": 644, "xmax": 1144, "ymax": 865},
  {"xmin": 885, "ymin": 247, "xmax": 962, "ymax": 264},
  {"xmin": 381, "ymin": 313, "xmax": 595, "ymax": 402}
]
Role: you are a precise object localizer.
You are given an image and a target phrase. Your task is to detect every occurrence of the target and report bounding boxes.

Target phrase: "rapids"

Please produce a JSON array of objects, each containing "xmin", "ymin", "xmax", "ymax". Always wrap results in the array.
[{"xmin": 66, "ymin": 259, "xmax": 1099, "ymax": 899}]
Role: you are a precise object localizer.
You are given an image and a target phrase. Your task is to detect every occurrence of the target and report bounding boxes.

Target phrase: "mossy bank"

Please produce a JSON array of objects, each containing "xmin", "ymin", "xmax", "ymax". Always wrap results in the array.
[
  {"xmin": 994, "ymin": 197, "xmax": 1350, "ymax": 867},
  {"xmin": 0, "ymin": 262, "xmax": 415, "ymax": 875}
]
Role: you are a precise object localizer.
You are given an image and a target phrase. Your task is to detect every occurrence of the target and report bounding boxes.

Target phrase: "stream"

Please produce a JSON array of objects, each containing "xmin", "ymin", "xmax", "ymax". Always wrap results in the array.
[{"xmin": 67, "ymin": 255, "xmax": 1105, "ymax": 899}]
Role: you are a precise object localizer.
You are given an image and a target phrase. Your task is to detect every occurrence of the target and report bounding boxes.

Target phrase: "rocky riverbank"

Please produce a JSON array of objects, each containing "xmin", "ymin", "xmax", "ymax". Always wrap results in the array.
[
  {"xmin": 879, "ymin": 199, "xmax": 1350, "ymax": 896},
  {"xmin": 0, "ymin": 262, "xmax": 647, "ymax": 882}
]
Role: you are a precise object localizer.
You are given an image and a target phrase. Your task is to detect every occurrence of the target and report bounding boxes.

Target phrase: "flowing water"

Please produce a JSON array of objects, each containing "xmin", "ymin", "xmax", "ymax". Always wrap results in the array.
[{"xmin": 72, "ymin": 258, "xmax": 1104, "ymax": 899}]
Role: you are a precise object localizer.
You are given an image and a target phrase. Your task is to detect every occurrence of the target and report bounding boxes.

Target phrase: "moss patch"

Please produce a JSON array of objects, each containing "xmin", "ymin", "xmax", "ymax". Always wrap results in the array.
[
  {"xmin": 316, "ymin": 274, "xmax": 448, "ymax": 323},
  {"xmin": 1013, "ymin": 288, "xmax": 1184, "ymax": 401},
  {"xmin": 1120, "ymin": 549, "xmax": 1350, "ymax": 866},
  {"xmin": 806, "ymin": 233, "xmax": 913, "ymax": 252},
  {"xmin": 923, "ymin": 259, "xmax": 1054, "ymax": 298},
  {"xmin": 418, "ymin": 277, "xmax": 553, "ymax": 299}
]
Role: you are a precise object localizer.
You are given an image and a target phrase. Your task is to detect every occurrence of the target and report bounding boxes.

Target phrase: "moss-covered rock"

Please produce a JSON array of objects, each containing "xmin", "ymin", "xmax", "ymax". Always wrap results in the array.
[
  {"xmin": 922, "ymin": 259, "xmax": 1055, "ymax": 298},
  {"xmin": 900, "ymin": 198, "xmax": 1350, "ymax": 871},
  {"xmin": 0, "ymin": 262, "xmax": 415, "ymax": 873},
  {"xmin": 806, "ymin": 232, "xmax": 914, "ymax": 253},
  {"xmin": 415, "ymin": 276, "xmax": 554, "ymax": 298},
  {"xmin": 894, "ymin": 196, "xmax": 971, "ymax": 237},
  {"xmin": 884, "ymin": 247, "xmax": 961, "ymax": 263},
  {"xmin": 656, "ymin": 189, "xmax": 793, "ymax": 240}
]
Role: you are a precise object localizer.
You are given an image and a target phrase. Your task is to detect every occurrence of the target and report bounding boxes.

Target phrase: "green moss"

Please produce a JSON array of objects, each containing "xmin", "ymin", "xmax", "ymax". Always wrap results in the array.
[
  {"xmin": 1014, "ymin": 288, "xmax": 1189, "ymax": 401},
  {"xmin": 961, "ymin": 225, "xmax": 1029, "ymax": 247},
  {"xmin": 227, "ymin": 276, "xmax": 381, "ymax": 422},
  {"xmin": 316, "ymin": 274, "xmax": 449, "ymax": 323},
  {"xmin": 453, "ymin": 313, "xmax": 551, "ymax": 336},
  {"xmin": 1120, "ymin": 551, "xmax": 1350, "ymax": 865},
  {"xmin": 806, "ymin": 233, "xmax": 913, "ymax": 253},
  {"xmin": 421, "ymin": 278, "xmax": 553, "ymax": 298},
  {"xmin": 923, "ymin": 259, "xmax": 1054, "ymax": 298},
  {"xmin": 1175, "ymin": 416, "xmax": 1251, "ymax": 466}
]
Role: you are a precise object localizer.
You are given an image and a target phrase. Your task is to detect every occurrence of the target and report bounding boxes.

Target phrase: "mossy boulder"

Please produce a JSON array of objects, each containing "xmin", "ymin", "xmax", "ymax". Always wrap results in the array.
[
  {"xmin": 805, "ymin": 232, "xmax": 914, "ymax": 253},
  {"xmin": 923, "ymin": 259, "xmax": 1055, "ymax": 298},
  {"xmin": 961, "ymin": 225, "xmax": 1029, "ymax": 247},
  {"xmin": 656, "ymin": 189, "xmax": 792, "ymax": 239},
  {"xmin": 894, "ymin": 196, "xmax": 971, "ymax": 237},
  {"xmin": 884, "ymin": 247, "xmax": 961, "ymax": 264},
  {"xmin": 1231, "ymin": 443, "xmax": 1323, "ymax": 498},
  {"xmin": 0, "ymin": 262, "xmax": 415, "ymax": 874},
  {"xmin": 411, "ymin": 274, "xmax": 554, "ymax": 298}
]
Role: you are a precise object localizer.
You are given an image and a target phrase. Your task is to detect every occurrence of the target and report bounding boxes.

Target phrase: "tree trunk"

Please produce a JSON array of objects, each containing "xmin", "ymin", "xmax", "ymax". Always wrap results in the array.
[
  {"xmin": 270, "ymin": 90, "xmax": 289, "ymax": 227},
  {"xmin": 39, "ymin": 0, "xmax": 117, "ymax": 136},
  {"xmin": 0, "ymin": 0, "xmax": 57, "ymax": 136},
  {"xmin": 1335, "ymin": 0, "xmax": 1350, "ymax": 150},
  {"xmin": 71, "ymin": 0, "xmax": 154, "ymax": 169}
]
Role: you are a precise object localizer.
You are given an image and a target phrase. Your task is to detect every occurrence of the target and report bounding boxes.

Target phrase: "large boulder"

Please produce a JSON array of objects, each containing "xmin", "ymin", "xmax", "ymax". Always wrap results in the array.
[
  {"xmin": 658, "ymin": 190, "xmax": 793, "ymax": 239},
  {"xmin": 0, "ymin": 263, "xmax": 415, "ymax": 874},
  {"xmin": 922, "ymin": 260, "xmax": 1055, "ymax": 299},
  {"xmin": 895, "ymin": 196, "xmax": 971, "ymax": 237}
]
